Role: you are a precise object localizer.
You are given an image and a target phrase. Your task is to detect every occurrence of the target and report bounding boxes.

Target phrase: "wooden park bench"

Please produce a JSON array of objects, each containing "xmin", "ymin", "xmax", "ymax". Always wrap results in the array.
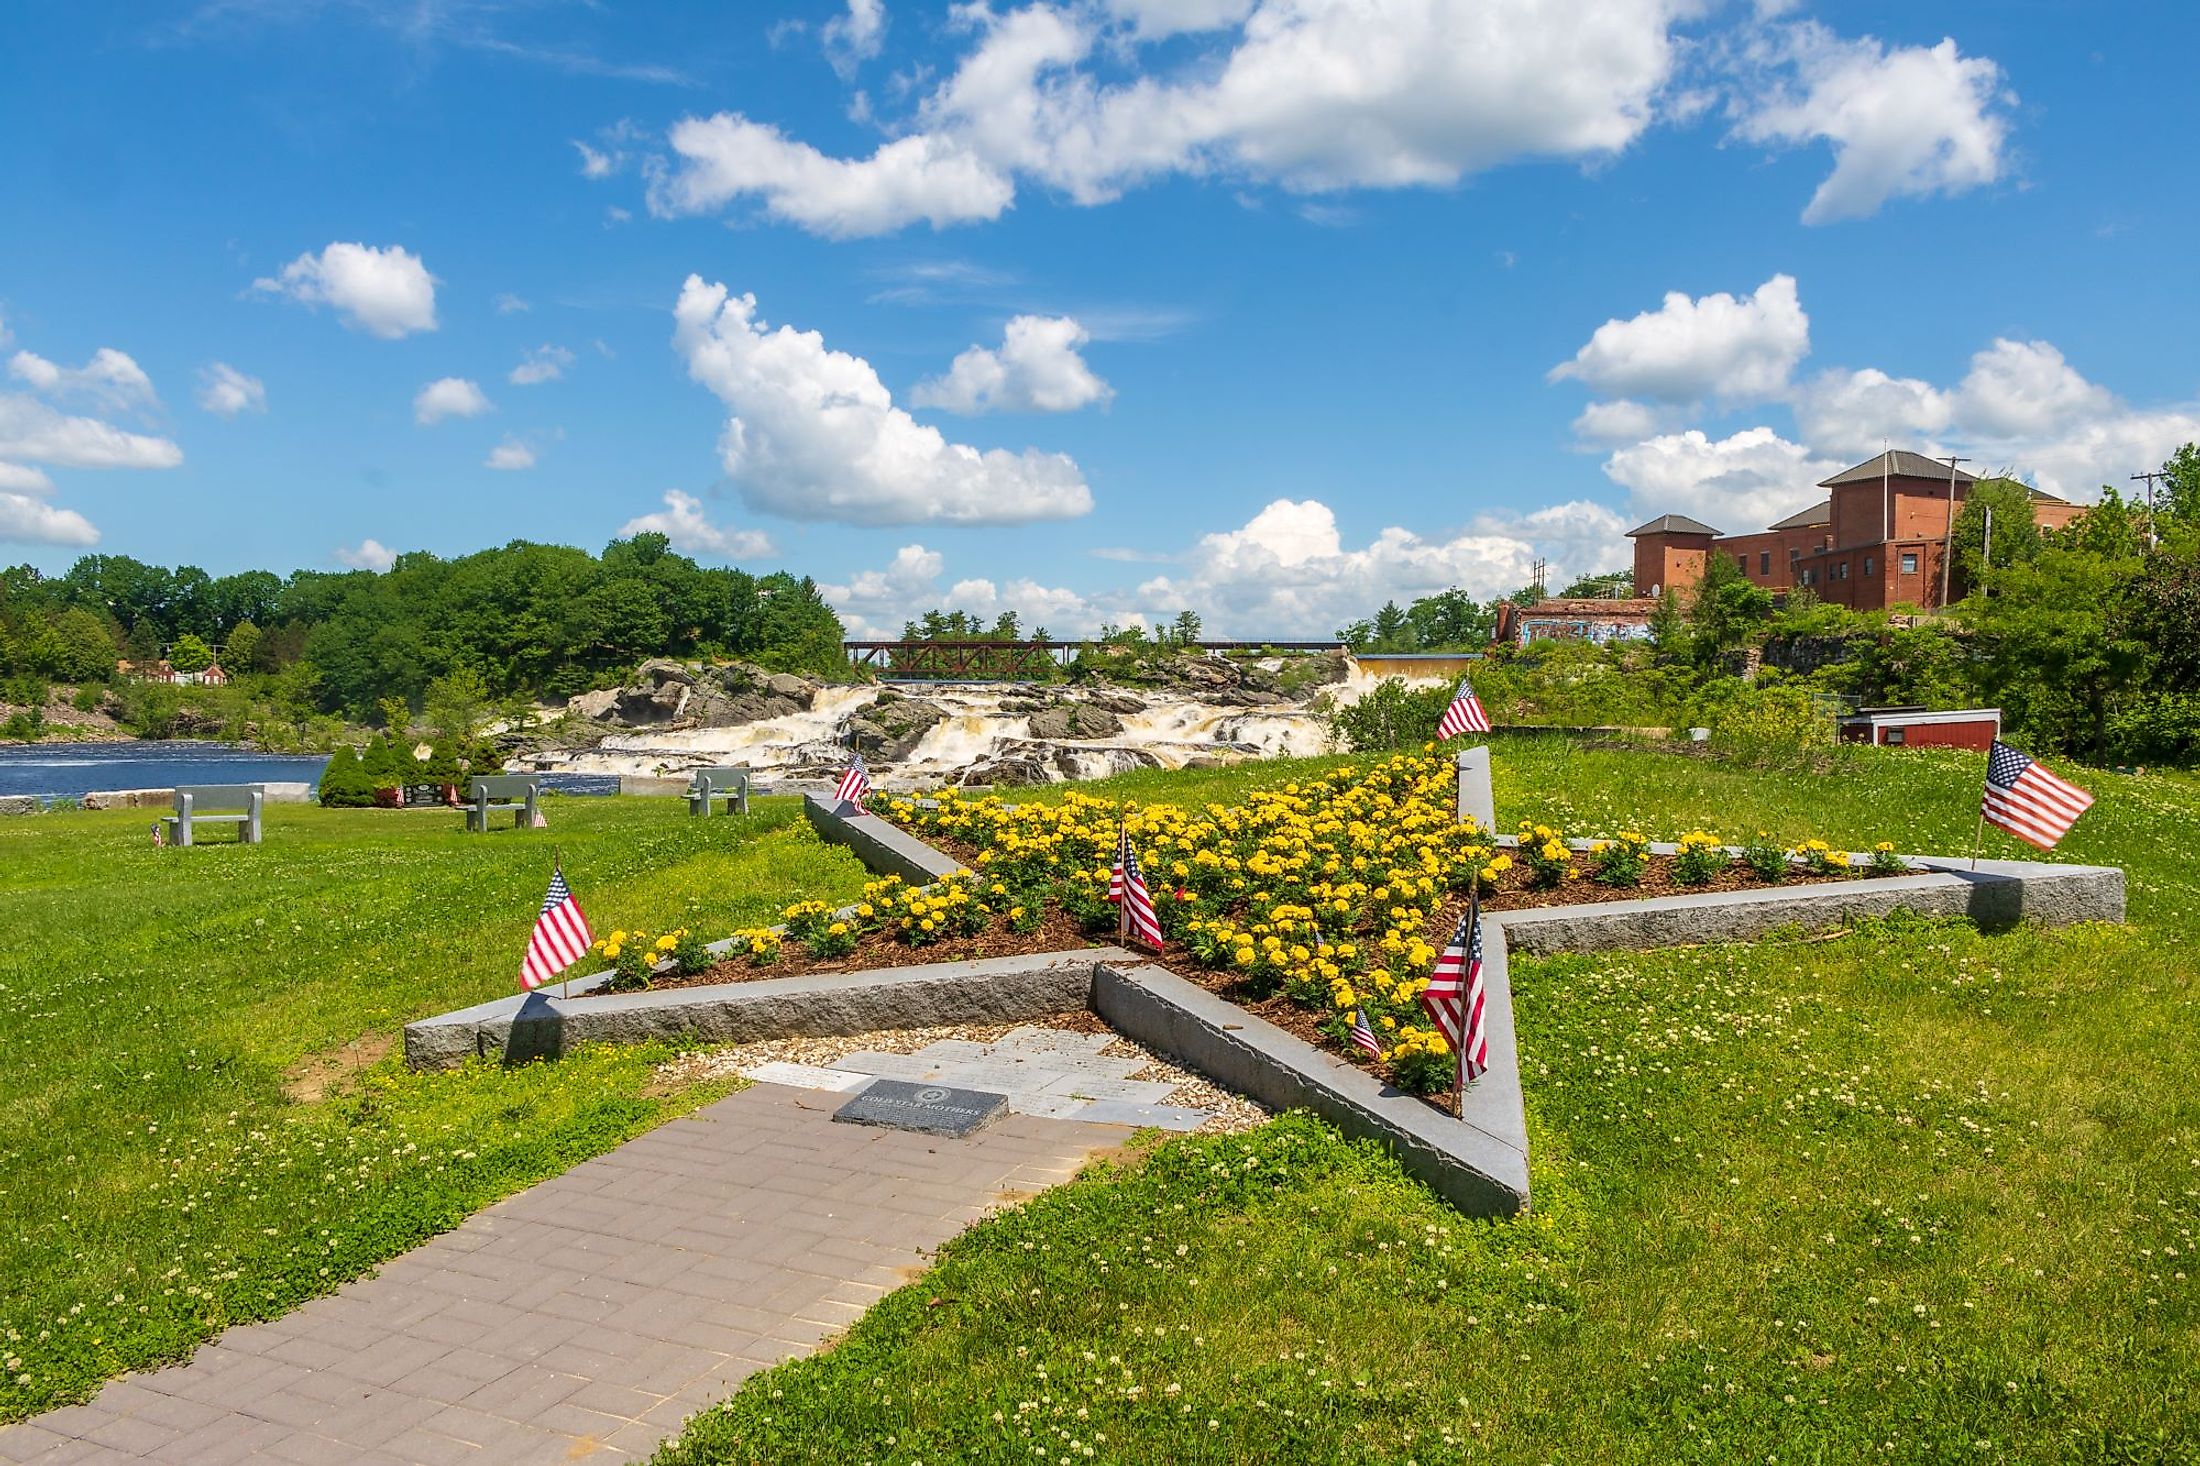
[
  {"xmin": 685, "ymin": 765, "xmax": 751, "ymax": 817},
  {"xmin": 464, "ymin": 775, "xmax": 541, "ymax": 832},
  {"xmin": 162, "ymin": 784, "xmax": 264, "ymax": 846}
]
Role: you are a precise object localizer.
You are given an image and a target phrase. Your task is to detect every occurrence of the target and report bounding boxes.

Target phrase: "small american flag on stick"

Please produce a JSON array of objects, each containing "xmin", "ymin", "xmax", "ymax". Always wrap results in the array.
[
  {"xmin": 1421, "ymin": 890, "xmax": 1489, "ymax": 1107},
  {"xmin": 833, "ymin": 750, "xmax": 872, "ymax": 811},
  {"xmin": 1112, "ymin": 824, "xmax": 1164, "ymax": 949},
  {"xmin": 1348, "ymin": 1007, "xmax": 1384, "ymax": 1061},
  {"xmin": 1436, "ymin": 676, "xmax": 1491, "ymax": 739},
  {"xmin": 521, "ymin": 862, "xmax": 595, "ymax": 992},
  {"xmin": 1981, "ymin": 739, "xmax": 2093, "ymax": 851}
]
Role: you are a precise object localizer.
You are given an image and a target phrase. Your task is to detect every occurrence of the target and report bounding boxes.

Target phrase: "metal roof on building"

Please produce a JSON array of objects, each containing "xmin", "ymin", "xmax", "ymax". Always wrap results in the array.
[
  {"xmin": 1625, "ymin": 513, "xmax": 1722, "ymax": 538},
  {"xmin": 1819, "ymin": 450, "xmax": 1979, "ymax": 487},
  {"xmin": 1765, "ymin": 499, "xmax": 1832, "ymax": 531}
]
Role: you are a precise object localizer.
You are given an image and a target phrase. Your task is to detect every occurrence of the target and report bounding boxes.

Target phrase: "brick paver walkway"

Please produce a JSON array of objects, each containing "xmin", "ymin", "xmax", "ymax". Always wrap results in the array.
[{"xmin": 0, "ymin": 1083, "xmax": 1129, "ymax": 1464}]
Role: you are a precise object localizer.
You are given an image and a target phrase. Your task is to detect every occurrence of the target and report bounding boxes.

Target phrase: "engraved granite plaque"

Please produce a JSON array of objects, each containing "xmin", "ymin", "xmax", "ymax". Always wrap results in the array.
[{"xmin": 833, "ymin": 1079, "xmax": 1009, "ymax": 1137}]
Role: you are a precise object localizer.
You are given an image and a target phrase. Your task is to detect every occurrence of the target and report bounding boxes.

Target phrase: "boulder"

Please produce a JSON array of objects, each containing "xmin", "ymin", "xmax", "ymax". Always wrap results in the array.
[
  {"xmin": 1085, "ymin": 690, "xmax": 1147, "ymax": 715},
  {"xmin": 962, "ymin": 753, "xmax": 1054, "ymax": 787},
  {"xmin": 568, "ymin": 688, "xmax": 621, "ymax": 722},
  {"xmin": 692, "ymin": 661, "xmax": 819, "ymax": 729},
  {"xmin": 846, "ymin": 698, "xmax": 948, "ymax": 761},
  {"xmin": 1025, "ymin": 704, "xmax": 1124, "ymax": 741}
]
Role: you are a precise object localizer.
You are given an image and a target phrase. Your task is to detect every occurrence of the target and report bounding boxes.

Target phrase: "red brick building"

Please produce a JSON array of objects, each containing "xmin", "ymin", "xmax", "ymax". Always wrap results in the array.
[
  {"xmin": 1627, "ymin": 450, "xmax": 2082, "ymax": 611},
  {"xmin": 1494, "ymin": 597, "xmax": 1660, "ymax": 645}
]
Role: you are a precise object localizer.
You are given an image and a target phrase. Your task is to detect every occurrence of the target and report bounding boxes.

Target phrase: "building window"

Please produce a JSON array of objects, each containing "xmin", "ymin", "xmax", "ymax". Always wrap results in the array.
[
  {"xmin": 1760, "ymin": 551, "xmax": 1771, "ymax": 574},
  {"xmin": 1864, "ymin": 555, "xmax": 1875, "ymax": 577},
  {"xmin": 1837, "ymin": 562, "xmax": 1849, "ymax": 580},
  {"xmin": 1736, "ymin": 553, "xmax": 1747, "ymax": 570},
  {"xmin": 1885, "ymin": 727, "xmax": 1907, "ymax": 745},
  {"xmin": 1789, "ymin": 546, "xmax": 1801, "ymax": 562},
  {"xmin": 1901, "ymin": 552, "xmax": 1919, "ymax": 574}
]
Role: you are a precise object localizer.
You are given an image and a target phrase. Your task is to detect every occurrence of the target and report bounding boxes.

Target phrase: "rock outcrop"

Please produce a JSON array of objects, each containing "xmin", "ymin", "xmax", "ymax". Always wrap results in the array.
[
  {"xmin": 567, "ymin": 660, "xmax": 823, "ymax": 731},
  {"xmin": 1024, "ymin": 703, "xmax": 1124, "ymax": 741},
  {"xmin": 693, "ymin": 662, "xmax": 817, "ymax": 728},
  {"xmin": 844, "ymin": 694, "xmax": 948, "ymax": 762}
]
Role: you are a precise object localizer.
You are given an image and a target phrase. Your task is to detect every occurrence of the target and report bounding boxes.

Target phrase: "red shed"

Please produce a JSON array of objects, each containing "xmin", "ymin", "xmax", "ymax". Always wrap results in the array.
[{"xmin": 1836, "ymin": 706, "xmax": 2001, "ymax": 751}]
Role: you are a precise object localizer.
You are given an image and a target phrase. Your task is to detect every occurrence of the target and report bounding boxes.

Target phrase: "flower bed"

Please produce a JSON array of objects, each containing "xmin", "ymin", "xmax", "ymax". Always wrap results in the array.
[{"xmin": 567, "ymin": 753, "xmax": 1925, "ymax": 1105}]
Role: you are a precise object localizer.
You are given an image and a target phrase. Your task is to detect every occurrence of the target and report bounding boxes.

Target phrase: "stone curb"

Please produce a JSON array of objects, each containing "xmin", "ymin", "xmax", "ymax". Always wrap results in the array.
[
  {"xmin": 1093, "ymin": 954, "xmax": 1530, "ymax": 1218},
  {"xmin": 803, "ymin": 792, "xmax": 965, "ymax": 886},
  {"xmin": 404, "ymin": 948, "xmax": 1126, "ymax": 1071}
]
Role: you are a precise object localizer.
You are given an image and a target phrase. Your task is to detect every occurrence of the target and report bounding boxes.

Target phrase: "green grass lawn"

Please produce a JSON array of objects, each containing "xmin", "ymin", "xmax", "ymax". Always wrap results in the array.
[
  {"xmin": 0, "ymin": 794, "xmax": 869, "ymax": 1420},
  {"xmin": 659, "ymin": 743, "xmax": 2200, "ymax": 1464}
]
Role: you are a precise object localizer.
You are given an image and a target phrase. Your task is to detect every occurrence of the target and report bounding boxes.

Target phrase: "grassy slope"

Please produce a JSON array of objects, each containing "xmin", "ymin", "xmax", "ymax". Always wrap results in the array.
[
  {"xmin": 661, "ymin": 743, "xmax": 2200, "ymax": 1464},
  {"xmin": 0, "ymin": 795, "xmax": 868, "ymax": 1420}
]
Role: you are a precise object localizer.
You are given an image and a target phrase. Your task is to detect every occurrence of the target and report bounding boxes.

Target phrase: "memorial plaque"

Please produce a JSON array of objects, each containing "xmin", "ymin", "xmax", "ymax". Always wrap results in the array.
[{"xmin": 834, "ymin": 1079, "xmax": 1009, "ymax": 1137}]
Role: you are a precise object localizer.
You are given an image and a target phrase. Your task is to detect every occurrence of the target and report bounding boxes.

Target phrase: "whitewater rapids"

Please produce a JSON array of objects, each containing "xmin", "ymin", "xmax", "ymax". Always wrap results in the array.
[{"xmin": 519, "ymin": 659, "xmax": 1453, "ymax": 789}]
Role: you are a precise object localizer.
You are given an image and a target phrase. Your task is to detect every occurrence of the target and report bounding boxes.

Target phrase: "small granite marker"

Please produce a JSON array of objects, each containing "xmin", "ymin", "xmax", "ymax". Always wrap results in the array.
[{"xmin": 835, "ymin": 1078, "xmax": 1009, "ymax": 1137}]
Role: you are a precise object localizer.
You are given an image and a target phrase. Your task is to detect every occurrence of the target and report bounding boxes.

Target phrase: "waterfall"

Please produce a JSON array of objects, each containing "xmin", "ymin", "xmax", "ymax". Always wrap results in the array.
[{"xmin": 524, "ymin": 656, "xmax": 1458, "ymax": 787}]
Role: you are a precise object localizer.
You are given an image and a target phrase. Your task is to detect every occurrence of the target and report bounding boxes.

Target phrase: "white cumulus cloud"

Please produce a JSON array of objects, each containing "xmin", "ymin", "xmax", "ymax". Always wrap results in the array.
[
  {"xmin": 653, "ymin": 0, "xmax": 1681, "ymax": 237},
  {"xmin": 1731, "ymin": 23, "xmax": 2013, "ymax": 225},
  {"xmin": 197, "ymin": 362, "xmax": 267, "ymax": 417},
  {"xmin": 335, "ymin": 539, "xmax": 397, "ymax": 572},
  {"xmin": 911, "ymin": 315, "xmax": 1112, "ymax": 414},
  {"xmin": 1570, "ymin": 398, "xmax": 1675, "ymax": 445},
  {"xmin": 483, "ymin": 438, "xmax": 536, "ymax": 470},
  {"xmin": 1136, "ymin": 496, "xmax": 1630, "ymax": 636},
  {"xmin": 1600, "ymin": 426, "xmax": 1838, "ymax": 531},
  {"xmin": 822, "ymin": 0, "xmax": 886, "ymax": 78},
  {"xmin": 652, "ymin": 117, "xmax": 1015, "ymax": 238},
  {"xmin": 0, "ymin": 491, "xmax": 98, "ymax": 548},
  {"xmin": 509, "ymin": 344, "xmax": 575, "ymax": 385},
  {"xmin": 619, "ymin": 489, "xmax": 776, "ymax": 559},
  {"xmin": 254, "ymin": 242, "xmax": 439, "ymax": 338},
  {"xmin": 1790, "ymin": 366, "xmax": 1951, "ymax": 461},
  {"xmin": 822, "ymin": 542, "xmax": 1092, "ymax": 638},
  {"xmin": 0, "ymin": 461, "xmax": 55, "ymax": 492},
  {"xmin": 671, "ymin": 275, "xmax": 1093, "ymax": 526},
  {"xmin": 1952, "ymin": 338, "xmax": 2117, "ymax": 440},
  {"xmin": 9, "ymin": 347, "xmax": 159, "ymax": 414},
  {"xmin": 0, "ymin": 394, "xmax": 183, "ymax": 470},
  {"xmin": 1551, "ymin": 274, "xmax": 1809, "ymax": 404},
  {"xmin": 413, "ymin": 377, "xmax": 493, "ymax": 425}
]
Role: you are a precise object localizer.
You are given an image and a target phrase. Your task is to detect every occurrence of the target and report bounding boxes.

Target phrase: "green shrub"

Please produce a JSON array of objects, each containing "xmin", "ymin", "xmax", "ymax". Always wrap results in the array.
[
  {"xmin": 1701, "ymin": 681, "xmax": 1835, "ymax": 768},
  {"xmin": 316, "ymin": 746, "xmax": 376, "ymax": 807}
]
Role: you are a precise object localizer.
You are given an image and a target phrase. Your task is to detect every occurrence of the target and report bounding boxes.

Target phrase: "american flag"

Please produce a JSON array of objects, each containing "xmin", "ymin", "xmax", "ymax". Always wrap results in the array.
[
  {"xmin": 1982, "ymin": 739, "xmax": 2093, "ymax": 851},
  {"xmin": 833, "ymin": 750, "xmax": 872, "ymax": 810},
  {"xmin": 1436, "ymin": 676, "xmax": 1491, "ymax": 739},
  {"xmin": 1348, "ymin": 1007, "xmax": 1384, "ymax": 1061},
  {"xmin": 1420, "ymin": 891, "xmax": 1489, "ymax": 1086},
  {"xmin": 1113, "ymin": 825, "xmax": 1164, "ymax": 948},
  {"xmin": 520, "ymin": 864, "xmax": 595, "ymax": 991}
]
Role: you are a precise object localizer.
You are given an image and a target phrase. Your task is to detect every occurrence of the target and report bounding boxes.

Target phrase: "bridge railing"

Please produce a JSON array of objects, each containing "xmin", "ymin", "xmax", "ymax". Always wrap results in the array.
[{"xmin": 842, "ymin": 639, "xmax": 1346, "ymax": 680}]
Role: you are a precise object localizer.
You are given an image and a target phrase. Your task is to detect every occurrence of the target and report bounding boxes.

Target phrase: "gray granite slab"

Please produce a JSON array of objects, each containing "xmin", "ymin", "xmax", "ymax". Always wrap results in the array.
[{"xmin": 834, "ymin": 1080, "xmax": 1008, "ymax": 1137}]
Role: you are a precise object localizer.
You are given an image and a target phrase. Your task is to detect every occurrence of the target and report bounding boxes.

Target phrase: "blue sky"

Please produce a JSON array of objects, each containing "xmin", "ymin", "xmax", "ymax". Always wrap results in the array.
[{"xmin": 2, "ymin": 0, "xmax": 2195, "ymax": 636}]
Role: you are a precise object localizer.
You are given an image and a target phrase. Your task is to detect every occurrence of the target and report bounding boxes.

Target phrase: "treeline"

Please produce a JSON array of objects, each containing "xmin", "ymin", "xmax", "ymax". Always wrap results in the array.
[
  {"xmin": 1332, "ymin": 448, "xmax": 2200, "ymax": 766},
  {"xmin": 0, "ymin": 532, "xmax": 847, "ymax": 736},
  {"xmin": 1336, "ymin": 572, "xmax": 1634, "ymax": 653}
]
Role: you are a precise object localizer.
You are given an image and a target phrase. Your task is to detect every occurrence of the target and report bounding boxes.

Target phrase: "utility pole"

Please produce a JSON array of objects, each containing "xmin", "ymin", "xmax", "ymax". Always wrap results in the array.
[
  {"xmin": 1979, "ymin": 506, "xmax": 1994, "ymax": 605},
  {"xmin": 2133, "ymin": 469, "xmax": 2168, "ymax": 548},
  {"xmin": 1938, "ymin": 454, "xmax": 1970, "ymax": 609}
]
